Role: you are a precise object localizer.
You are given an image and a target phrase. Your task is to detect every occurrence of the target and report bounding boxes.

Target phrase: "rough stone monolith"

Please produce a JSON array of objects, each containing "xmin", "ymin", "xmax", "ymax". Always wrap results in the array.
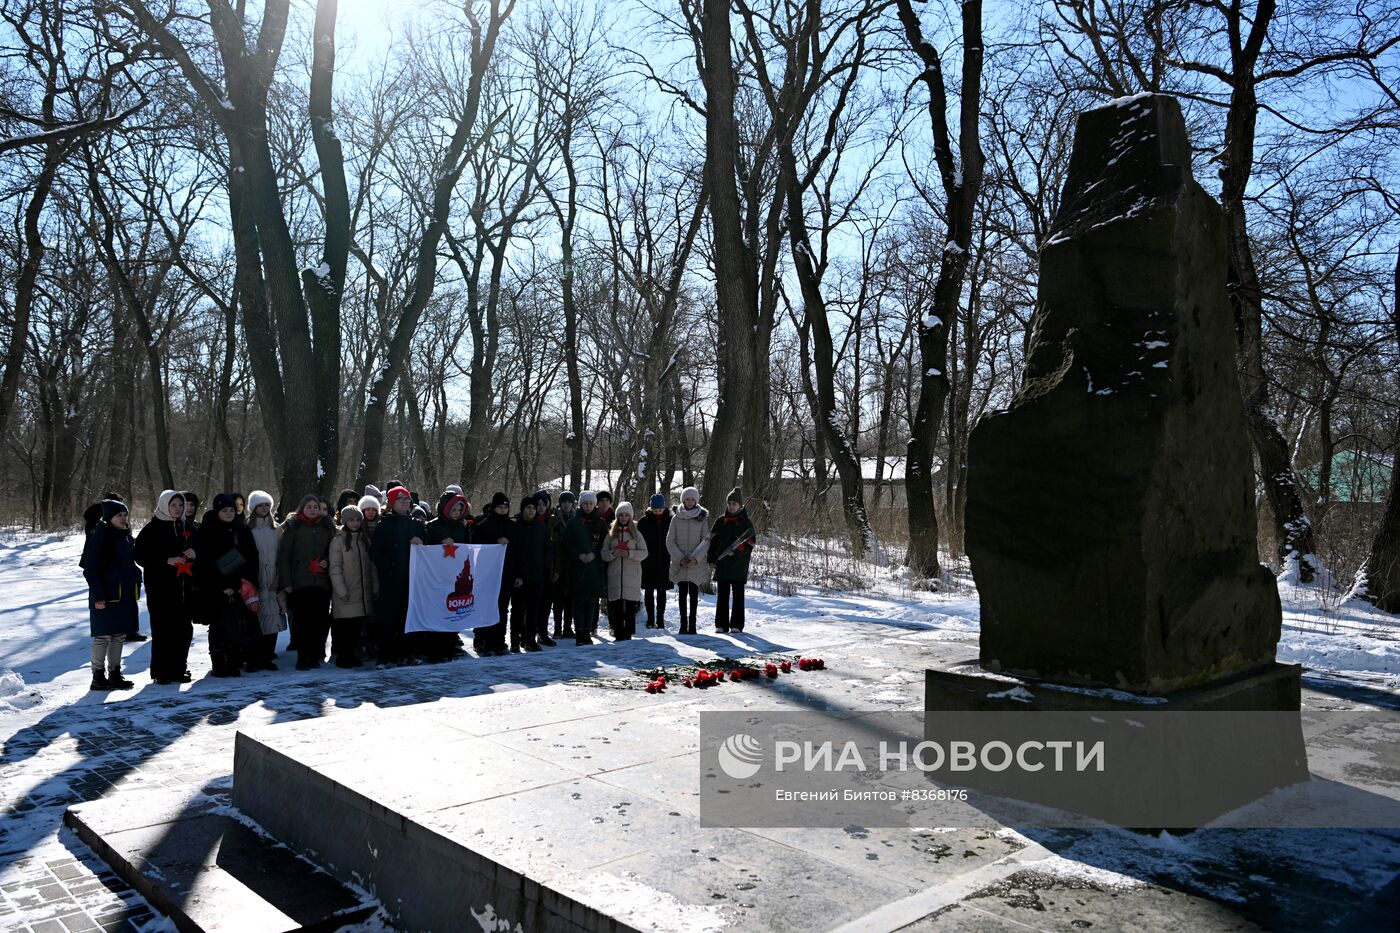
[{"xmin": 964, "ymin": 94, "xmax": 1281, "ymax": 695}]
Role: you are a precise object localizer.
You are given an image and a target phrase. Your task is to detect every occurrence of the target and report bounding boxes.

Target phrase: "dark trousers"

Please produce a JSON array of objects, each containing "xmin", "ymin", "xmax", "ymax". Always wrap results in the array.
[
  {"xmin": 676, "ymin": 582, "xmax": 700, "ymax": 633},
  {"xmin": 208, "ymin": 597, "xmax": 246, "ymax": 675},
  {"xmin": 148, "ymin": 600, "xmax": 193, "ymax": 680},
  {"xmin": 608, "ymin": 599, "xmax": 639, "ymax": 640},
  {"xmin": 550, "ymin": 577, "xmax": 573, "ymax": 634},
  {"xmin": 375, "ymin": 592, "xmax": 408, "ymax": 663},
  {"xmin": 511, "ymin": 584, "xmax": 542, "ymax": 647},
  {"xmin": 252, "ymin": 633, "xmax": 278, "ymax": 666},
  {"xmin": 643, "ymin": 587, "xmax": 668, "ymax": 628},
  {"xmin": 289, "ymin": 588, "xmax": 331, "ymax": 665},
  {"xmin": 572, "ymin": 599, "xmax": 599, "ymax": 642},
  {"xmin": 715, "ymin": 581, "xmax": 745, "ymax": 631},
  {"xmin": 332, "ymin": 616, "xmax": 363, "ymax": 666}
]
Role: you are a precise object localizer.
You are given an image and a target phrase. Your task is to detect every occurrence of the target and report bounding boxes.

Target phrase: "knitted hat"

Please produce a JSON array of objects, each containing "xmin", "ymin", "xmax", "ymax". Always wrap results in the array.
[
  {"xmin": 597, "ymin": 489, "xmax": 613, "ymax": 503},
  {"xmin": 533, "ymin": 489, "xmax": 552, "ymax": 509},
  {"xmin": 356, "ymin": 495, "xmax": 380, "ymax": 514},
  {"xmin": 339, "ymin": 504, "xmax": 364, "ymax": 524},
  {"xmin": 386, "ymin": 486, "xmax": 411, "ymax": 509},
  {"xmin": 212, "ymin": 492, "xmax": 238, "ymax": 513},
  {"xmin": 444, "ymin": 484, "xmax": 463, "ymax": 497},
  {"xmin": 682, "ymin": 486, "xmax": 700, "ymax": 503},
  {"xmin": 579, "ymin": 490, "xmax": 598, "ymax": 506},
  {"xmin": 558, "ymin": 491, "xmax": 576, "ymax": 505},
  {"xmin": 616, "ymin": 501, "xmax": 635, "ymax": 516},
  {"xmin": 99, "ymin": 499, "xmax": 128, "ymax": 522},
  {"xmin": 364, "ymin": 484, "xmax": 385, "ymax": 504},
  {"xmin": 727, "ymin": 486, "xmax": 742, "ymax": 505},
  {"xmin": 649, "ymin": 494, "xmax": 666, "ymax": 511},
  {"xmin": 490, "ymin": 491, "xmax": 510, "ymax": 509}
]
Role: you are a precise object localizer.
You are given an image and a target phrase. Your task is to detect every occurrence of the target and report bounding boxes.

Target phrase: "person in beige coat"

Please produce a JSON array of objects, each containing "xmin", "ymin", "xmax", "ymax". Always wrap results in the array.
[
  {"xmin": 245, "ymin": 490, "xmax": 287, "ymax": 670},
  {"xmin": 600, "ymin": 501, "xmax": 648, "ymax": 641},
  {"xmin": 665, "ymin": 486, "xmax": 710, "ymax": 635},
  {"xmin": 329, "ymin": 504, "xmax": 378, "ymax": 668}
]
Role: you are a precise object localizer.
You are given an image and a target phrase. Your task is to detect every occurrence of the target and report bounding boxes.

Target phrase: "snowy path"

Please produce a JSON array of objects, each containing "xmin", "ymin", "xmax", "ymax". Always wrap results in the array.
[{"xmin": 2, "ymin": 530, "xmax": 1399, "ymax": 931}]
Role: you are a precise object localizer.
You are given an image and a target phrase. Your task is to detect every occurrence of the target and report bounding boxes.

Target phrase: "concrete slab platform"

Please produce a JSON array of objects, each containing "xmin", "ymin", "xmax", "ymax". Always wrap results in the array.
[{"xmin": 64, "ymin": 787, "xmax": 375, "ymax": 933}]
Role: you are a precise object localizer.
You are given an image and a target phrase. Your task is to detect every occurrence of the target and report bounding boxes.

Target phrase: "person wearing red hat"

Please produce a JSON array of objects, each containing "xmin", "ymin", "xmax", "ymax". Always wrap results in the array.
[{"xmin": 368, "ymin": 485, "xmax": 425, "ymax": 666}]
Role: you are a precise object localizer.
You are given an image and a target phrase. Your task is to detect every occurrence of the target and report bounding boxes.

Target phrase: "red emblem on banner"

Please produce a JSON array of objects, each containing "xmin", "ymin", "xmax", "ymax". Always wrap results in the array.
[
  {"xmin": 446, "ymin": 557, "xmax": 475, "ymax": 611},
  {"xmin": 442, "ymin": 542, "xmax": 459, "ymax": 558}
]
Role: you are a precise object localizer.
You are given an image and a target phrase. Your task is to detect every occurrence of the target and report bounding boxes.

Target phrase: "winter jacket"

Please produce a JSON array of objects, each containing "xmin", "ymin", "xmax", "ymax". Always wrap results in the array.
[
  {"xmin": 133, "ymin": 491, "xmax": 196, "ymax": 611},
  {"xmin": 329, "ymin": 524, "xmax": 379, "ymax": 619},
  {"xmin": 707, "ymin": 508, "xmax": 756, "ymax": 583},
  {"xmin": 246, "ymin": 515, "xmax": 287, "ymax": 635},
  {"xmin": 369, "ymin": 511, "xmax": 426, "ymax": 606},
  {"xmin": 192, "ymin": 515, "xmax": 259, "ymax": 624},
  {"xmin": 600, "ymin": 520, "xmax": 648, "ymax": 602},
  {"xmin": 546, "ymin": 507, "xmax": 576, "ymax": 580},
  {"xmin": 81, "ymin": 501, "xmax": 141, "ymax": 637},
  {"xmin": 563, "ymin": 510, "xmax": 607, "ymax": 599},
  {"xmin": 510, "ymin": 511, "xmax": 553, "ymax": 585},
  {"xmin": 666, "ymin": 505, "xmax": 711, "ymax": 585},
  {"xmin": 277, "ymin": 514, "xmax": 335, "ymax": 592},
  {"xmin": 637, "ymin": 510, "xmax": 673, "ymax": 589},
  {"xmin": 424, "ymin": 493, "xmax": 474, "ymax": 546}
]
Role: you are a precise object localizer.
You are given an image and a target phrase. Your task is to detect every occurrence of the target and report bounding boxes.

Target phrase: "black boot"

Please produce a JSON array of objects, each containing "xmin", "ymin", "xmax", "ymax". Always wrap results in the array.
[
  {"xmin": 89, "ymin": 670, "xmax": 109, "ymax": 691},
  {"xmin": 538, "ymin": 634, "xmax": 556, "ymax": 647},
  {"xmin": 106, "ymin": 669, "xmax": 134, "ymax": 689}
]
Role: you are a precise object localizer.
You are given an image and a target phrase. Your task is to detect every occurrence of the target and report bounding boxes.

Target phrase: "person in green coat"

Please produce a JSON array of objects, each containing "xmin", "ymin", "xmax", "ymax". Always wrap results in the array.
[
  {"xmin": 563, "ymin": 491, "xmax": 608, "ymax": 644},
  {"xmin": 706, "ymin": 487, "xmax": 756, "ymax": 633},
  {"xmin": 277, "ymin": 494, "xmax": 336, "ymax": 669}
]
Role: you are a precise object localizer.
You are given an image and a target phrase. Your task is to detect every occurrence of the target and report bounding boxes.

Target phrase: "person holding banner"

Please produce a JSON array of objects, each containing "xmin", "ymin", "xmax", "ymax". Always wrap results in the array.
[
  {"xmin": 707, "ymin": 487, "xmax": 756, "ymax": 633},
  {"xmin": 564, "ymin": 491, "xmax": 608, "ymax": 644},
  {"xmin": 369, "ymin": 486, "xmax": 425, "ymax": 666},
  {"xmin": 471, "ymin": 493, "xmax": 516, "ymax": 656},
  {"xmin": 421, "ymin": 492, "xmax": 472, "ymax": 662},
  {"xmin": 600, "ymin": 501, "xmax": 648, "ymax": 641}
]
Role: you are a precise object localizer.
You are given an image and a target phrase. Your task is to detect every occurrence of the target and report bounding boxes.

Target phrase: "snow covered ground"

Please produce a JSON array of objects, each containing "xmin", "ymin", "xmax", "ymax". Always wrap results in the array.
[{"xmin": 2, "ymin": 527, "xmax": 1399, "ymax": 931}]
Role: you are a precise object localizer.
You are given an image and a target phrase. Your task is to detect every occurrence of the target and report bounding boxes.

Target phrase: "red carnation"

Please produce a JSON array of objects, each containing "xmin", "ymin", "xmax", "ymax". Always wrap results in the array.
[{"xmin": 780, "ymin": 661, "xmax": 792, "ymax": 673}]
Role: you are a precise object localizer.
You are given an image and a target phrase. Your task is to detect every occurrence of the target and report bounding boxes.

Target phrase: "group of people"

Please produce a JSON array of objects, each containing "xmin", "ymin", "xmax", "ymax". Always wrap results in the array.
[{"xmin": 79, "ymin": 481, "xmax": 758, "ymax": 691}]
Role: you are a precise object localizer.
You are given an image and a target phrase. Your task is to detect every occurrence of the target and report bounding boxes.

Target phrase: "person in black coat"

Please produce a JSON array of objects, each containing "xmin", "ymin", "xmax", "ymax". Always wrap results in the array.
[
  {"xmin": 637, "ymin": 494, "xmax": 673, "ymax": 630},
  {"xmin": 706, "ymin": 487, "xmax": 757, "ymax": 633},
  {"xmin": 420, "ymin": 492, "xmax": 473, "ymax": 662},
  {"xmin": 471, "ymin": 492, "xmax": 516, "ymax": 656},
  {"xmin": 134, "ymin": 490, "xmax": 197, "ymax": 685},
  {"xmin": 368, "ymin": 485, "xmax": 426, "ymax": 665},
  {"xmin": 192, "ymin": 492, "xmax": 260, "ymax": 677},
  {"xmin": 510, "ymin": 498, "xmax": 554, "ymax": 651},
  {"xmin": 81, "ymin": 499, "xmax": 141, "ymax": 690}
]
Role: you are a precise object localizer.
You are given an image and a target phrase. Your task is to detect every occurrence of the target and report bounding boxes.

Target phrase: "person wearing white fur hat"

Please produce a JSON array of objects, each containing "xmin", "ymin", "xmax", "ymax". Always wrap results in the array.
[
  {"xmin": 600, "ymin": 501, "xmax": 648, "ymax": 640},
  {"xmin": 357, "ymin": 495, "xmax": 381, "ymax": 538},
  {"xmin": 244, "ymin": 490, "xmax": 287, "ymax": 669},
  {"xmin": 666, "ymin": 486, "xmax": 710, "ymax": 635}
]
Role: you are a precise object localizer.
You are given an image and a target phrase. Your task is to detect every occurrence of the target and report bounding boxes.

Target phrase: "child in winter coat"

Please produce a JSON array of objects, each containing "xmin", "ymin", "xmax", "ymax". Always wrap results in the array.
[
  {"xmin": 546, "ymin": 492, "xmax": 576, "ymax": 637},
  {"xmin": 134, "ymin": 490, "xmax": 197, "ymax": 684},
  {"xmin": 368, "ymin": 486, "xmax": 426, "ymax": 666},
  {"xmin": 192, "ymin": 493, "xmax": 260, "ymax": 676},
  {"xmin": 510, "ymin": 498, "xmax": 554, "ymax": 651},
  {"xmin": 278, "ymin": 494, "xmax": 336, "ymax": 670},
  {"xmin": 421, "ymin": 492, "xmax": 472, "ymax": 662},
  {"xmin": 637, "ymin": 494, "xmax": 673, "ymax": 629},
  {"xmin": 329, "ymin": 504, "xmax": 377, "ymax": 668},
  {"xmin": 707, "ymin": 487, "xmax": 756, "ymax": 633},
  {"xmin": 471, "ymin": 493, "xmax": 516, "ymax": 655},
  {"xmin": 600, "ymin": 501, "xmax": 648, "ymax": 641},
  {"xmin": 244, "ymin": 491, "xmax": 286, "ymax": 670},
  {"xmin": 666, "ymin": 486, "xmax": 710, "ymax": 635},
  {"xmin": 358, "ymin": 495, "xmax": 381, "ymax": 538},
  {"xmin": 563, "ymin": 492, "xmax": 607, "ymax": 644},
  {"xmin": 81, "ymin": 499, "xmax": 141, "ymax": 689}
]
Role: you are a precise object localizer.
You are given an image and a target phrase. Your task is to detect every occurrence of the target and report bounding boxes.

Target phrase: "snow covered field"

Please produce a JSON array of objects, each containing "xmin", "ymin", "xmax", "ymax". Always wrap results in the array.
[{"xmin": 2, "ymin": 528, "xmax": 1399, "ymax": 931}]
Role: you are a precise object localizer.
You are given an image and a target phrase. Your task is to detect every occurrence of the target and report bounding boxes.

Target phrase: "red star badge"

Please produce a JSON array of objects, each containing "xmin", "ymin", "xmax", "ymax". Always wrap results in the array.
[
  {"xmin": 307, "ymin": 558, "xmax": 326, "ymax": 575},
  {"xmin": 442, "ymin": 543, "xmax": 459, "ymax": 557},
  {"xmin": 174, "ymin": 560, "xmax": 194, "ymax": 577}
]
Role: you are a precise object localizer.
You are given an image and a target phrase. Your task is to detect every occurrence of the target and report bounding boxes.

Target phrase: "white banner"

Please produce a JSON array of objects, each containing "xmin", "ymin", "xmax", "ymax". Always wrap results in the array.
[{"xmin": 405, "ymin": 543, "xmax": 505, "ymax": 633}]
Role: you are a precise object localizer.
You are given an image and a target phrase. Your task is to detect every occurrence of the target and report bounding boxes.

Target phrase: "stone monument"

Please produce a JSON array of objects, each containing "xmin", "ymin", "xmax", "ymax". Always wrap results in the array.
[{"xmin": 935, "ymin": 94, "xmax": 1299, "ymax": 712}]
